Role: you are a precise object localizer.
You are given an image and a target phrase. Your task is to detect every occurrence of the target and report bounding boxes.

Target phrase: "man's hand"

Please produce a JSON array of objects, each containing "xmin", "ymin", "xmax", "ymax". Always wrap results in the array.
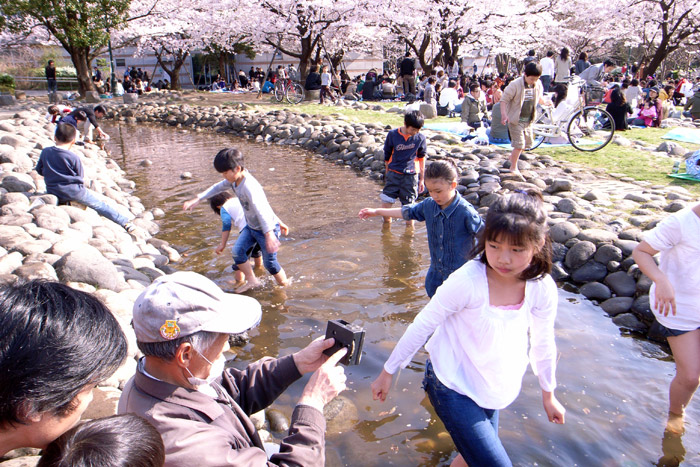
[
  {"xmin": 215, "ymin": 244, "xmax": 225, "ymax": 255},
  {"xmin": 358, "ymin": 208, "xmax": 377, "ymax": 219},
  {"xmin": 183, "ymin": 198, "xmax": 199, "ymax": 211},
  {"xmin": 501, "ymin": 115, "xmax": 508, "ymax": 125},
  {"xmin": 371, "ymin": 369, "xmax": 393, "ymax": 402},
  {"xmin": 298, "ymin": 347, "xmax": 347, "ymax": 412},
  {"xmin": 265, "ymin": 231, "xmax": 280, "ymax": 253},
  {"xmin": 293, "ymin": 337, "xmax": 335, "ymax": 374},
  {"xmin": 279, "ymin": 221, "xmax": 290, "ymax": 236}
]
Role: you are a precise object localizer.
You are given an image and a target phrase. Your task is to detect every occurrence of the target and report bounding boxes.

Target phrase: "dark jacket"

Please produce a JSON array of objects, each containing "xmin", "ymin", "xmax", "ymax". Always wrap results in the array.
[
  {"xmin": 45, "ymin": 65, "xmax": 56, "ymax": 80},
  {"xmin": 35, "ymin": 146, "xmax": 85, "ymax": 201},
  {"xmin": 684, "ymin": 90, "xmax": 700, "ymax": 119},
  {"xmin": 118, "ymin": 355, "xmax": 326, "ymax": 467},
  {"xmin": 606, "ymin": 101, "xmax": 632, "ymax": 130},
  {"xmin": 70, "ymin": 107, "xmax": 99, "ymax": 128},
  {"xmin": 304, "ymin": 73, "xmax": 322, "ymax": 91}
]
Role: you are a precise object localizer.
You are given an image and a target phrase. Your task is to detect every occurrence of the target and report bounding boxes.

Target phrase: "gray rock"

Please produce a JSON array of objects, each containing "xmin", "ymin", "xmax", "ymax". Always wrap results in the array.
[
  {"xmin": 11, "ymin": 239, "xmax": 52, "ymax": 256},
  {"xmin": 14, "ymin": 262, "xmax": 58, "ymax": 281},
  {"xmin": 323, "ymin": 395, "xmax": 359, "ymax": 434},
  {"xmin": 604, "ymin": 271, "xmax": 636, "ymax": 297},
  {"xmin": 636, "ymin": 275, "xmax": 653, "ymax": 295},
  {"xmin": 565, "ymin": 241, "xmax": 596, "ymax": 269},
  {"xmin": 85, "ymin": 91, "xmax": 101, "ymax": 103},
  {"xmin": 594, "ymin": 244, "xmax": 622, "ymax": 264},
  {"xmin": 656, "ymin": 141, "xmax": 686, "ymax": 155},
  {"xmin": 0, "ymin": 251, "xmax": 23, "ymax": 275},
  {"xmin": 664, "ymin": 201, "xmax": 686, "ymax": 213},
  {"xmin": 631, "ymin": 295, "xmax": 653, "ymax": 322},
  {"xmin": 577, "ymin": 229, "xmax": 617, "ymax": 244},
  {"xmin": 550, "ymin": 262, "xmax": 569, "ymax": 281},
  {"xmin": 612, "ymin": 313, "xmax": 646, "ymax": 331},
  {"xmin": 0, "ymin": 456, "xmax": 40, "ymax": 467},
  {"xmin": 582, "ymin": 189, "xmax": 608, "ymax": 201},
  {"xmin": 579, "ymin": 282, "xmax": 612, "ymax": 301},
  {"xmin": 54, "ymin": 246, "xmax": 124, "ymax": 291},
  {"xmin": 548, "ymin": 179, "xmax": 573, "ymax": 193},
  {"xmin": 571, "ymin": 261, "xmax": 608, "ymax": 283},
  {"xmin": 266, "ymin": 408, "xmax": 290, "ymax": 433},
  {"xmin": 600, "ymin": 297, "xmax": 634, "ymax": 316},
  {"xmin": 123, "ymin": 93, "xmax": 138, "ymax": 104},
  {"xmin": 1, "ymin": 174, "xmax": 35, "ymax": 193},
  {"xmin": 419, "ymin": 103, "xmax": 436, "ymax": 119},
  {"xmin": 613, "ymin": 239, "xmax": 639, "ymax": 257},
  {"xmin": 556, "ymin": 198, "xmax": 578, "ymax": 214},
  {"xmin": 180, "ymin": 172, "xmax": 193, "ymax": 179},
  {"xmin": 624, "ymin": 192, "xmax": 651, "ymax": 203},
  {"xmin": 551, "ymin": 242, "xmax": 568, "ymax": 263}
]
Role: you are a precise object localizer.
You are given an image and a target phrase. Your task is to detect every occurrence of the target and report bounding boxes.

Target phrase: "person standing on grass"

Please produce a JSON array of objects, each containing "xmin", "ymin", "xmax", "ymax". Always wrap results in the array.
[{"xmin": 45, "ymin": 60, "xmax": 57, "ymax": 95}]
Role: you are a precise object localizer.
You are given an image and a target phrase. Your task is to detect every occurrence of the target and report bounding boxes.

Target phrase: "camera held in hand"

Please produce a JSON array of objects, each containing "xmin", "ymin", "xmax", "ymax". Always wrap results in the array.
[{"xmin": 323, "ymin": 319, "xmax": 365, "ymax": 365}]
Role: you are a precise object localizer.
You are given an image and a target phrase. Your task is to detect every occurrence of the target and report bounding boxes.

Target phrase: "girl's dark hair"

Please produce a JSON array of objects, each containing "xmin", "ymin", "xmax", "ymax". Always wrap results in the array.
[
  {"xmin": 552, "ymin": 84, "xmax": 568, "ymax": 107},
  {"xmin": 560, "ymin": 47, "xmax": 569, "ymax": 61},
  {"xmin": 578, "ymin": 52, "xmax": 588, "ymax": 61},
  {"xmin": 38, "ymin": 414, "xmax": 165, "ymax": 467},
  {"xmin": 209, "ymin": 192, "xmax": 233, "ymax": 215},
  {"xmin": 631, "ymin": 78, "xmax": 639, "ymax": 86},
  {"xmin": 611, "ymin": 87, "xmax": 626, "ymax": 105},
  {"xmin": 472, "ymin": 189, "xmax": 552, "ymax": 281},
  {"xmin": 213, "ymin": 147, "xmax": 244, "ymax": 173},
  {"xmin": 0, "ymin": 281, "xmax": 127, "ymax": 426},
  {"xmin": 424, "ymin": 160, "xmax": 458, "ymax": 183}
]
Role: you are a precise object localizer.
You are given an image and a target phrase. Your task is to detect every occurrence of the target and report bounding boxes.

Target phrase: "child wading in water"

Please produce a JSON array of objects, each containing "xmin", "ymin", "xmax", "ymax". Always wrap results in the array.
[
  {"xmin": 208, "ymin": 192, "xmax": 289, "ymax": 287},
  {"xmin": 184, "ymin": 148, "xmax": 290, "ymax": 293},
  {"xmin": 371, "ymin": 190, "xmax": 565, "ymax": 466},
  {"xmin": 359, "ymin": 160, "xmax": 483, "ymax": 297},
  {"xmin": 633, "ymin": 202, "xmax": 700, "ymax": 435}
]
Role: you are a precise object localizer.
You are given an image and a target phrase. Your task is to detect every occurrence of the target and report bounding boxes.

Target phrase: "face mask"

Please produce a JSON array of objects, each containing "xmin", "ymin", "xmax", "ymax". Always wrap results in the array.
[{"xmin": 186, "ymin": 352, "xmax": 226, "ymax": 388}]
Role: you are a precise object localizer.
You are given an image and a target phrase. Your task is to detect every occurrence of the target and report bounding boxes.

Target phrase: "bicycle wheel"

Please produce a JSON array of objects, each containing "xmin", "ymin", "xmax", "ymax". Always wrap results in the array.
[
  {"xmin": 566, "ymin": 106, "xmax": 614, "ymax": 151},
  {"xmin": 273, "ymin": 81, "xmax": 285, "ymax": 102},
  {"xmin": 526, "ymin": 111, "xmax": 552, "ymax": 151},
  {"xmin": 286, "ymin": 83, "xmax": 305, "ymax": 104}
]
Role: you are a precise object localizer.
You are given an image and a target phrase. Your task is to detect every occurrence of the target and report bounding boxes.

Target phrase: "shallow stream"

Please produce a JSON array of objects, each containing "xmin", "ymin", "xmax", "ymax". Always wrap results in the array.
[{"xmin": 104, "ymin": 122, "xmax": 698, "ymax": 466}]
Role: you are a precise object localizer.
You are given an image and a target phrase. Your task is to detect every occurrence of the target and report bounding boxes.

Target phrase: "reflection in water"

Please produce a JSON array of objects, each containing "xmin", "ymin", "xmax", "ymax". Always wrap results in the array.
[
  {"xmin": 657, "ymin": 429, "xmax": 686, "ymax": 467},
  {"xmin": 105, "ymin": 123, "xmax": 699, "ymax": 466}
]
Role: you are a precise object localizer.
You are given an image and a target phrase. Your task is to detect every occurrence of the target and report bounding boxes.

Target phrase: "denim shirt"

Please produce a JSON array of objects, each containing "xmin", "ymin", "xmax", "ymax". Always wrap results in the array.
[{"xmin": 402, "ymin": 194, "xmax": 484, "ymax": 297}]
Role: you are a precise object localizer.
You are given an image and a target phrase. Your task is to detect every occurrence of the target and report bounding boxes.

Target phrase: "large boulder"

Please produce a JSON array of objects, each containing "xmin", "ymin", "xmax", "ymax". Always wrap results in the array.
[
  {"xmin": 600, "ymin": 297, "xmax": 634, "ymax": 316},
  {"xmin": 550, "ymin": 221, "xmax": 579, "ymax": 243},
  {"xmin": 604, "ymin": 271, "xmax": 637, "ymax": 297},
  {"xmin": 419, "ymin": 103, "xmax": 436, "ymax": 119},
  {"xmin": 54, "ymin": 246, "xmax": 124, "ymax": 291},
  {"xmin": 565, "ymin": 241, "xmax": 596, "ymax": 269},
  {"xmin": 1, "ymin": 174, "xmax": 36, "ymax": 193}
]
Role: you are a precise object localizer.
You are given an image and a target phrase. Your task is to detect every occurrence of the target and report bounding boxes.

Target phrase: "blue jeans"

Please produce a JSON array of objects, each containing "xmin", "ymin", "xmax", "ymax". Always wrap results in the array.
[
  {"xmin": 47, "ymin": 79, "xmax": 57, "ymax": 94},
  {"xmin": 71, "ymin": 189, "xmax": 129, "ymax": 227},
  {"xmin": 233, "ymin": 225, "xmax": 281, "ymax": 275},
  {"xmin": 540, "ymin": 75, "xmax": 552, "ymax": 93},
  {"xmin": 423, "ymin": 360, "xmax": 512, "ymax": 466}
]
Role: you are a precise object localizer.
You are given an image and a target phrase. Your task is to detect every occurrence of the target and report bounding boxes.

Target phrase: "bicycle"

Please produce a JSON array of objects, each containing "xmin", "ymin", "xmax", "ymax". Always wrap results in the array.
[
  {"xmin": 273, "ymin": 78, "xmax": 305, "ymax": 105},
  {"xmin": 528, "ymin": 76, "xmax": 615, "ymax": 152}
]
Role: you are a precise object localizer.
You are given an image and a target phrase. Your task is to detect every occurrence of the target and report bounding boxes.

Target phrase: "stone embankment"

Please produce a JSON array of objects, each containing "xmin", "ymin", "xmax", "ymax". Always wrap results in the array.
[{"xmin": 107, "ymin": 95, "xmax": 697, "ymax": 341}]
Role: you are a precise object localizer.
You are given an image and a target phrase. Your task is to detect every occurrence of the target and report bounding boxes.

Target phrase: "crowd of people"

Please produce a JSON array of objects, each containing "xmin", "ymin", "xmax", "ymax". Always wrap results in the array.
[{"xmin": 11, "ymin": 51, "xmax": 698, "ymax": 467}]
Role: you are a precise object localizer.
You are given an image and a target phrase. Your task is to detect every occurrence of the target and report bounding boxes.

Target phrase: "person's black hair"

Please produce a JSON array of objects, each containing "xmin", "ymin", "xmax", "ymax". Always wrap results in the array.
[
  {"xmin": 469, "ymin": 83, "xmax": 480, "ymax": 92},
  {"xmin": 527, "ymin": 50, "xmax": 535, "ymax": 57},
  {"xmin": 471, "ymin": 189, "xmax": 551, "ymax": 281},
  {"xmin": 37, "ymin": 414, "xmax": 165, "ymax": 467},
  {"xmin": 405, "ymin": 52, "xmax": 410, "ymax": 58},
  {"xmin": 93, "ymin": 105, "xmax": 106, "ymax": 115},
  {"xmin": 48, "ymin": 60, "xmax": 54, "ymax": 65},
  {"xmin": 484, "ymin": 80, "xmax": 493, "ymax": 88},
  {"xmin": 631, "ymin": 78, "xmax": 639, "ymax": 86},
  {"xmin": 55, "ymin": 123, "xmax": 77, "ymax": 144},
  {"xmin": 663, "ymin": 84, "xmax": 674, "ymax": 93},
  {"xmin": 213, "ymin": 147, "xmax": 244, "ymax": 173},
  {"xmin": 404, "ymin": 110, "xmax": 424, "ymax": 130},
  {"xmin": 603, "ymin": 59, "xmax": 615, "ymax": 68},
  {"xmin": 209, "ymin": 192, "xmax": 233, "ymax": 215},
  {"xmin": 578, "ymin": 52, "xmax": 588, "ymax": 61},
  {"xmin": 551, "ymin": 84, "xmax": 568, "ymax": 108},
  {"xmin": 74, "ymin": 111, "xmax": 87, "ymax": 122},
  {"xmin": 559, "ymin": 47, "xmax": 569, "ymax": 61},
  {"xmin": 524, "ymin": 62, "xmax": 543, "ymax": 77},
  {"xmin": 0, "ymin": 280, "xmax": 127, "ymax": 426},
  {"xmin": 428, "ymin": 76, "xmax": 436, "ymax": 84},
  {"xmin": 424, "ymin": 160, "xmax": 458, "ymax": 184},
  {"xmin": 447, "ymin": 80, "xmax": 457, "ymax": 88},
  {"xmin": 546, "ymin": 51, "xmax": 554, "ymax": 58},
  {"xmin": 611, "ymin": 87, "xmax": 626, "ymax": 105},
  {"xmin": 48, "ymin": 105, "xmax": 59, "ymax": 115}
]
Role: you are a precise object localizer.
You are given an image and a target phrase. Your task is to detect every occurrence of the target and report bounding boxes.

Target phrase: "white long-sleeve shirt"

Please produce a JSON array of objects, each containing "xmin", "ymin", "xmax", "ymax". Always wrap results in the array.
[{"xmin": 384, "ymin": 260, "xmax": 558, "ymax": 410}]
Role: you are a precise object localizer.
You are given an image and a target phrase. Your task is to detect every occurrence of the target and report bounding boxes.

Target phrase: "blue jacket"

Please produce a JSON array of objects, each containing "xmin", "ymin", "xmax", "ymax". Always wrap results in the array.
[
  {"xmin": 36, "ymin": 146, "xmax": 85, "ymax": 201},
  {"xmin": 383, "ymin": 128, "xmax": 427, "ymax": 175}
]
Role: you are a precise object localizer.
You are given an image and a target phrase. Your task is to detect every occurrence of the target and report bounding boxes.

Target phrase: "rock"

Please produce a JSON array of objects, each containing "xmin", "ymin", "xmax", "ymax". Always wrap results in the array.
[
  {"xmin": 556, "ymin": 198, "xmax": 578, "ymax": 214},
  {"xmin": 571, "ymin": 261, "xmax": 608, "ymax": 283},
  {"xmin": 81, "ymin": 386, "xmax": 122, "ymax": 419},
  {"xmin": 551, "ymin": 242, "xmax": 568, "ymax": 263},
  {"xmin": 250, "ymin": 411, "xmax": 267, "ymax": 431},
  {"xmin": 1, "ymin": 448, "xmax": 41, "ymax": 461},
  {"xmin": 604, "ymin": 271, "xmax": 636, "ymax": 297},
  {"xmin": 323, "ymin": 395, "xmax": 359, "ymax": 434},
  {"xmin": 600, "ymin": 297, "xmax": 634, "ymax": 316},
  {"xmin": 54, "ymin": 246, "xmax": 124, "ymax": 291},
  {"xmin": 624, "ymin": 193, "xmax": 651, "ymax": 203},
  {"xmin": 228, "ymin": 332, "xmax": 250, "ymax": 347},
  {"xmin": 14, "ymin": 262, "xmax": 58, "ymax": 281},
  {"xmin": 594, "ymin": 244, "xmax": 622, "ymax": 264},
  {"xmin": 0, "ymin": 456, "xmax": 40, "ymax": 467},
  {"xmin": 582, "ymin": 189, "xmax": 608, "ymax": 201},
  {"xmin": 1, "ymin": 174, "xmax": 35, "ymax": 193},
  {"xmin": 548, "ymin": 179, "xmax": 573, "ymax": 193},
  {"xmin": 85, "ymin": 91, "xmax": 101, "ymax": 103},
  {"xmin": 656, "ymin": 141, "xmax": 686, "ymax": 156},
  {"xmin": 579, "ymin": 282, "xmax": 612, "ymax": 301},
  {"xmin": 139, "ymin": 159, "xmax": 153, "ymax": 167},
  {"xmin": 180, "ymin": 172, "xmax": 193, "ymax": 179},
  {"xmin": 123, "ymin": 93, "xmax": 138, "ymax": 104},
  {"xmin": 0, "ymin": 251, "xmax": 23, "ymax": 275},
  {"xmin": 550, "ymin": 222, "xmax": 579, "ymax": 243},
  {"xmin": 613, "ymin": 239, "xmax": 639, "ymax": 257},
  {"xmin": 631, "ymin": 295, "xmax": 653, "ymax": 321},
  {"xmin": 577, "ymin": 229, "xmax": 617, "ymax": 244},
  {"xmin": 636, "ymin": 275, "xmax": 653, "ymax": 295},
  {"xmin": 664, "ymin": 201, "xmax": 686, "ymax": 213},
  {"xmin": 550, "ymin": 262, "xmax": 569, "ymax": 281},
  {"xmin": 565, "ymin": 241, "xmax": 596, "ymax": 269},
  {"xmin": 266, "ymin": 408, "xmax": 290, "ymax": 433},
  {"xmin": 612, "ymin": 135, "xmax": 632, "ymax": 147},
  {"xmin": 612, "ymin": 313, "xmax": 646, "ymax": 331},
  {"xmin": 0, "ymin": 95, "xmax": 17, "ymax": 106}
]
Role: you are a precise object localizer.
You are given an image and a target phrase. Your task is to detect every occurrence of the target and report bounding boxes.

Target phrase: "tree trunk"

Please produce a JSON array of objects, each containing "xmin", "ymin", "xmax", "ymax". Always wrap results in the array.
[
  {"xmin": 68, "ymin": 46, "xmax": 95, "ymax": 96},
  {"xmin": 298, "ymin": 36, "xmax": 313, "ymax": 79},
  {"xmin": 643, "ymin": 41, "xmax": 677, "ymax": 79},
  {"xmin": 155, "ymin": 47, "xmax": 189, "ymax": 90}
]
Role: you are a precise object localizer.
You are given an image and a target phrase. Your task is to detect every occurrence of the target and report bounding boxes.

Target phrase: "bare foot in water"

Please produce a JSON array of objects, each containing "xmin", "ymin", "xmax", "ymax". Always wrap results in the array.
[
  {"xmin": 450, "ymin": 454, "xmax": 468, "ymax": 467},
  {"xmin": 666, "ymin": 411, "xmax": 685, "ymax": 435},
  {"xmin": 234, "ymin": 280, "xmax": 262, "ymax": 294}
]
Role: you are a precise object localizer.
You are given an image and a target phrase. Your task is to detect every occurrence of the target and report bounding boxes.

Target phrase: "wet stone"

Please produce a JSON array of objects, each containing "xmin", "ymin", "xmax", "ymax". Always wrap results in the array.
[
  {"xmin": 565, "ymin": 241, "xmax": 596, "ymax": 269},
  {"xmin": 579, "ymin": 282, "xmax": 612, "ymax": 301},
  {"xmin": 600, "ymin": 297, "xmax": 634, "ymax": 316},
  {"xmin": 604, "ymin": 271, "xmax": 637, "ymax": 297},
  {"xmin": 571, "ymin": 261, "xmax": 608, "ymax": 283}
]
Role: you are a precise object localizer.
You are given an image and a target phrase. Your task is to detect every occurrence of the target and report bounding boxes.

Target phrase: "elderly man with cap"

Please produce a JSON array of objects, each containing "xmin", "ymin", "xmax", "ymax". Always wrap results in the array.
[{"xmin": 118, "ymin": 271, "xmax": 347, "ymax": 466}]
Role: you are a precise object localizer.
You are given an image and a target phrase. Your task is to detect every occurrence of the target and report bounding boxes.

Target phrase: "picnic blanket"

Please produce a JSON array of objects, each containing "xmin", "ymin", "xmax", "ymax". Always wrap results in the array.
[
  {"xmin": 667, "ymin": 173, "xmax": 700, "ymax": 182},
  {"xmin": 661, "ymin": 128, "xmax": 700, "ymax": 145},
  {"xmin": 424, "ymin": 122, "xmax": 471, "ymax": 136}
]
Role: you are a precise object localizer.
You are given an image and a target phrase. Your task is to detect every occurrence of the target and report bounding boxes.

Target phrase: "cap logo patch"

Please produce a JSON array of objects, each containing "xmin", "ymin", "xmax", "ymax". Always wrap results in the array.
[{"xmin": 160, "ymin": 320, "xmax": 180, "ymax": 340}]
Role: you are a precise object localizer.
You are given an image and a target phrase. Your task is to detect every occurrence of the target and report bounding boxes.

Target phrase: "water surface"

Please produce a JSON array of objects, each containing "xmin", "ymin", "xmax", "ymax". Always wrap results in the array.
[{"xmin": 105, "ymin": 123, "xmax": 698, "ymax": 466}]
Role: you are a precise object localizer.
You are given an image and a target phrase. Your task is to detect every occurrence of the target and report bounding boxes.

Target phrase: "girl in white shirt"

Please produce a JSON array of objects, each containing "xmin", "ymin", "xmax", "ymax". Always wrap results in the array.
[
  {"xmin": 632, "ymin": 203, "xmax": 700, "ymax": 435},
  {"xmin": 371, "ymin": 189, "xmax": 565, "ymax": 467}
]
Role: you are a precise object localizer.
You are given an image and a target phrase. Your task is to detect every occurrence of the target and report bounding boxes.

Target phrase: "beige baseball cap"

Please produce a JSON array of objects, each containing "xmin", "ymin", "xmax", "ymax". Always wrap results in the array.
[{"xmin": 132, "ymin": 271, "xmax": 262, "ymax": 343}]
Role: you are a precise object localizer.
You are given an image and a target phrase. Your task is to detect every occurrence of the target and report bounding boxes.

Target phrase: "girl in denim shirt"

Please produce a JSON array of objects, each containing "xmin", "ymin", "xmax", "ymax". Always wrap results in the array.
[{"xmin": 359, "ymin": 161, "xmax": 483, "ymax": 297}]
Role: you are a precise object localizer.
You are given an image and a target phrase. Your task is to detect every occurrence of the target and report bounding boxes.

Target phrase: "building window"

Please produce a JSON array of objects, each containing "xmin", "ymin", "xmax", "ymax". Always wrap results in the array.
[{"xmin": 116, "ymin": 59, "xmax": 126, "ymax": 67}]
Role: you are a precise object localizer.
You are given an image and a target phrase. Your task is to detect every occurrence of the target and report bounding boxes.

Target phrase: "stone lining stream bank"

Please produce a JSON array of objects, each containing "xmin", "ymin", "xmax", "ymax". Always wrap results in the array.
[{"xmin": 107, "ymin": 95, "xmax": 698, "ymax": 342}]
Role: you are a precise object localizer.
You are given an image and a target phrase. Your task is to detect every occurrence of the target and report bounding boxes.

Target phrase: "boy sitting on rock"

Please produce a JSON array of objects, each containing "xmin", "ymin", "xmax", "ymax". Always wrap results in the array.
[{"xmin": 36, "ymin": 123, "xmax": 136, "ymax": 233}]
